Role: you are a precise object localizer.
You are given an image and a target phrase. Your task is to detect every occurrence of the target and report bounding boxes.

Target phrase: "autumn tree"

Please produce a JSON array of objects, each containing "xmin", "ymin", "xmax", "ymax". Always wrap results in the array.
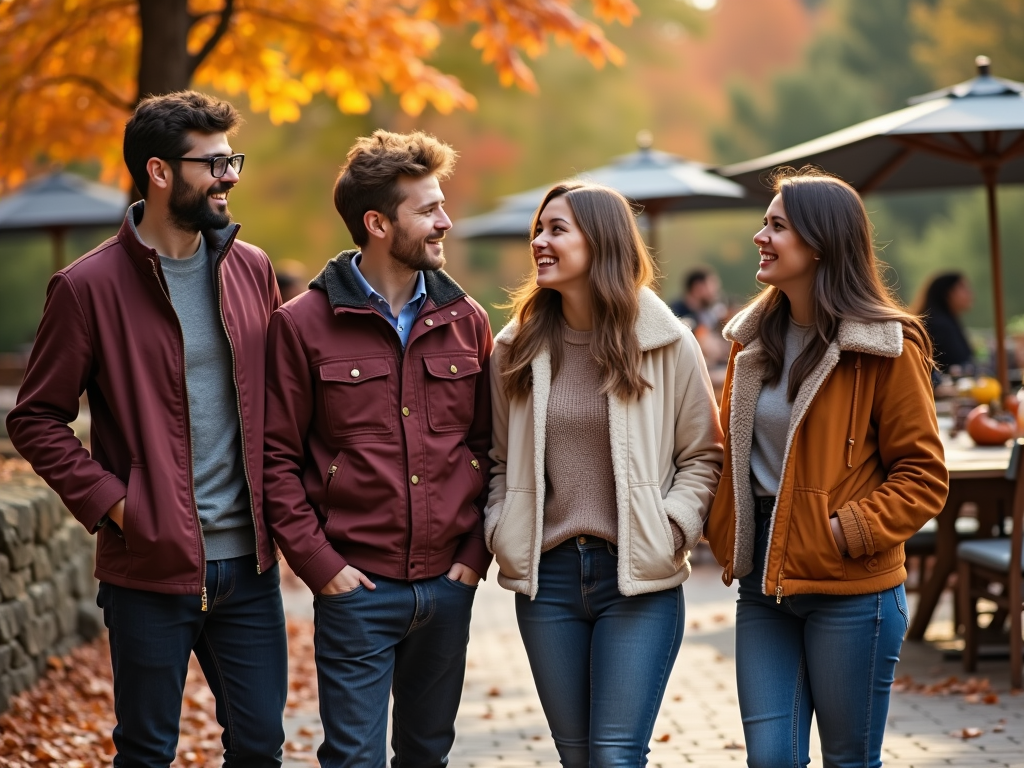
[
  {"xmin": 0, "ymin": 0, "xmax": 637, "ymax": 191},
  {"xmin": 911, "ymin": 0, "xmax": 1024, "ymax": 85}
]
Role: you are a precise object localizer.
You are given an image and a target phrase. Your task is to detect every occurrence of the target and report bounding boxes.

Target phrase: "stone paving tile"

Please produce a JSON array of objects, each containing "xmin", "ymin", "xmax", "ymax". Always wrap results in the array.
[{"xmin": 281, "ymin": 556, "xmax": 1024, "ymax": 767}]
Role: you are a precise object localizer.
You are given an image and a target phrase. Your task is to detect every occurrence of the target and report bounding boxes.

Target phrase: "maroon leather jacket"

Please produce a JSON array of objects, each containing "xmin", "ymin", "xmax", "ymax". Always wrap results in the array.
[
  {"xmin": 6, "ymin": 203, "xmax": 280, "ymax": 595},
  {"xmin": 263, "ymin": 251, "xmax": 493, "ymax": 594}
]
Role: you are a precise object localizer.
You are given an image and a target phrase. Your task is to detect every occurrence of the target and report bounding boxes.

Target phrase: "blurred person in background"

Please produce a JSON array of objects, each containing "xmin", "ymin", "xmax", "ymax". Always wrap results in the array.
[
  {"xmin": 275, "ymin": 258, "xmax": 309, "ymax": 303},
  {"xmin": 671, "ymin": 267, "xmax": 731, "ymax": 372},
  {"xmin": 913, "ymin": 271, "xmax": 974, "ymax": 374},
  {"xmin": 670, "ymin": 267, "xmax": 723, "ymax": 331}
]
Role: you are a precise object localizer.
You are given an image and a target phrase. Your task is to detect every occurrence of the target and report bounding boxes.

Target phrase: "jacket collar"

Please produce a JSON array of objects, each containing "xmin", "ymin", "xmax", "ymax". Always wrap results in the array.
[
  {"xmin": 116, "ymin": 200, "xmax": 241, "ymax": 272},
  {"xmin": 310, "ymin": 249, "xmax": 467, "ymax": 310},
  {"xmin": 723, "ymin": 293, "xmax": 904, "ymax": 358},
  {"xmin": 494, "ymin": 286, "xmax": 683, "ymax": 351}
]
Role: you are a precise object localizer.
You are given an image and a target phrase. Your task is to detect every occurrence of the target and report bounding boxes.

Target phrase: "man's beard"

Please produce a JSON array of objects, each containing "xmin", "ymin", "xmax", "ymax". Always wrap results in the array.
[
  {"xmin": 390, "ymin": 224, "xmax": 445, "ymax": 271},
  {"xmin": 168, "ymin": 177, "xmax": 233, "ymax": 233}
]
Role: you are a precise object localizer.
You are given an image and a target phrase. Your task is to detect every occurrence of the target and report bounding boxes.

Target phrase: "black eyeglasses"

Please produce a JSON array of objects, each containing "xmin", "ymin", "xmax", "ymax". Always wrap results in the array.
[{"xmin": 161, "ymin": 154, "xmax": 245, "ymax": 178}]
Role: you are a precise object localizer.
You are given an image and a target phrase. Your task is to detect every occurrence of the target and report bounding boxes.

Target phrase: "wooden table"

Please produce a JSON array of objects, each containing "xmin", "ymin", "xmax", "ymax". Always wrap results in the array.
[{"xmin": 905, "ymin": 422, "xmax": 1013, "ymax": 640}]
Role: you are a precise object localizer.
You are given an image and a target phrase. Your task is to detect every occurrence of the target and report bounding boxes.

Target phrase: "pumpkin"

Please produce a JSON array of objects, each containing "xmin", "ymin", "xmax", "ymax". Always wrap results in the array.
[
  {"xmin": 965, "ymin": 404, "xmax": 1016, "ymax": 446},
  {"xmin": 968, "ymin": 376, "xmax": 1001, "ymax": 405}
]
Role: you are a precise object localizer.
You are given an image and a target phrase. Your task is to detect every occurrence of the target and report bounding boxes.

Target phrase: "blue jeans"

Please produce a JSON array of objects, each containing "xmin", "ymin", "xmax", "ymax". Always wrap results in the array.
[
  {"xmin": 313, "ymin": 572, "xmax": 477, "ymax": 768},
  {"xmin": 515, "ymin": 536, "xmax": 684, "ymax": 768},
  {"xmin": 735, "ymin": 505, "xmax": 910, "ymax": 768},
  {"xmin": 96, "ymin": 555, "xmax": 288, "ymax": 768}
]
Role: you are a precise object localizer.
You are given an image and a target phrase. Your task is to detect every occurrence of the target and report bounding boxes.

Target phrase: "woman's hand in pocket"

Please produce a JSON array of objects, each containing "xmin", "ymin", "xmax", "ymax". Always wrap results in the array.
[{"xmin": 829, "ymin": 516, "xmax": 849, "ymax": 556}]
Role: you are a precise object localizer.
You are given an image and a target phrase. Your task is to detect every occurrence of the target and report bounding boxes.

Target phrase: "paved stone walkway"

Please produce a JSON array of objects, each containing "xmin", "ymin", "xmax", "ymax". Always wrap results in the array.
[{"xmin": 280, "ymin": 554, "xmax": 1024, "ymax": 767}]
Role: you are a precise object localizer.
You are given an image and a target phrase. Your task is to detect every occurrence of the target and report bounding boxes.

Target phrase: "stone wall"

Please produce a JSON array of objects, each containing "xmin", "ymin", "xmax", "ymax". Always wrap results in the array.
[{"xmin": 0, "ymin": 461, "xmax": 99, "ymax": 713}]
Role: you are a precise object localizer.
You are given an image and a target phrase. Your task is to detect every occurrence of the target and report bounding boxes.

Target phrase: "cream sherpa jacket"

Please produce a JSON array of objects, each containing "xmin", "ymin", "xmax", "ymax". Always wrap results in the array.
[{"xmin": 484, "ymin": 288, "xmax": 724, "ymax": 598}]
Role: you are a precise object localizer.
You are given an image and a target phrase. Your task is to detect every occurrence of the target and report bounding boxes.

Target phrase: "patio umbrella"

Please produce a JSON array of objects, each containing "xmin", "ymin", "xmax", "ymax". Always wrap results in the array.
[
  {"xmin": 0, "ymin": 171, "xmax": 127, "ymax": 273},
  {"xmin": 719, "ymin": 56, "xmax": 1024, "ymax": 395},
  {"xmin": 456, "ymin": 134, "xmax": 752, "ymax": 251}
]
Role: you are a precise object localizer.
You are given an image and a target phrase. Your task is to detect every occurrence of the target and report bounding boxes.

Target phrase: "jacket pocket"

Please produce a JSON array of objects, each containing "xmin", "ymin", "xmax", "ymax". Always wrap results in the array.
[
  {"xmin": 322, "ymin": 453, "xmax": 349, "ymax": 541},
  {"xmin": 319, "ymin": 358, "xmax": 394, "ymax": 438},
  {"xmin": 422, "ymin": 353, "xmax": 482, "ymax": 433},
  {"xmin": 123, "ymin": 463, "xmax": 153, "ymax": 556},
  {"xmin": 704, "ymin": 472, "xmax": 735, "ymax": 569},
  {"xmin": 490, "ymin": 489, "xmax": 534, "ymax": 581},
  {"xmin": 627, "ymin": 484, "xmax": 678, "ymax": 581},
  {"xmin": 785, "ymin": 490, "xmax": 846, "ymax": 581}
]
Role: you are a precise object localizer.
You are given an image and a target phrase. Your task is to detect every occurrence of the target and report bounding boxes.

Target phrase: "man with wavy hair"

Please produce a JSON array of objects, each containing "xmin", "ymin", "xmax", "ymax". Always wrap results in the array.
[
  {"xmin": 263, "ymin": 130, "xmax": 493, "ymax": 767},
  {"xmin": 8, "ymin": 91, "xmax": 287, "ymax": 766}
]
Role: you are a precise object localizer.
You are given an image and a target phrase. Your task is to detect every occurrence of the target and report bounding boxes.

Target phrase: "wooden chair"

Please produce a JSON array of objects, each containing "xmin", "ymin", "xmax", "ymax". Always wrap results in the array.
[{"xmin": 957, "ymin": 438, "xmax": 1024, "ymax": 690}]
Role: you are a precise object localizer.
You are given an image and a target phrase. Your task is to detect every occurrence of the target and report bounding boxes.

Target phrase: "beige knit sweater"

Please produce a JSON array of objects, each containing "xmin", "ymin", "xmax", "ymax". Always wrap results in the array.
[
  {"xmin": 541, "ymin": 326, "xmax": 684, "ymax": 552},
  {"xmin": 541, "ymin": 326, "xmax": 618, "ymax": 551}
]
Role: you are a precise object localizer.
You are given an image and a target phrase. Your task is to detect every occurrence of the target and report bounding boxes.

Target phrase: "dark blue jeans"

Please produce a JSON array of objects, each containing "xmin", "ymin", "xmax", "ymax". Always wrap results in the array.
[
  {"xmin": 735, "ymin": 504, "xmax": 909, "ymax": 768},
  {"xmin": 515, "ymin": 536, "xmax": 685, "ymax": 768},
  {"xmin": 96, "ymin": 555, "xmax": 288, "ymax": 768},
  {"xmin": 313, "ymin": 572, "xmax": 477, "ymax": 768}
]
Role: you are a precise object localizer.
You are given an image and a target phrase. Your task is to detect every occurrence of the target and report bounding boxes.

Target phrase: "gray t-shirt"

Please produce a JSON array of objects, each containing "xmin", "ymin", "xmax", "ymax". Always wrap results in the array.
[
  {"xmin": 158, "ymin": 237, "xmax": 254, "ymax": 560},
  {"xmin": 750, "ymin": 321, "xmax": 814, "ymax": 498}
]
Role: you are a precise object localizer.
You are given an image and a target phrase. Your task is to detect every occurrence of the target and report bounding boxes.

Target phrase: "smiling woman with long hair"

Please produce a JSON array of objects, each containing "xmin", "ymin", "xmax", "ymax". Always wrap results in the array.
[
  {"xmin": 484, "ymin": 182, "xmax": 724, "ymax": 767},
  {"xmin": 704, "ymin": 167, "xmax": 948, "ymax": 767}
]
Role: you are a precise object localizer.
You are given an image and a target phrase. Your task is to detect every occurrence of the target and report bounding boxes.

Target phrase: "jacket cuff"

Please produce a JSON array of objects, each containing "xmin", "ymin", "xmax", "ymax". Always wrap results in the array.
[
  {"xmin": 836, "ymin": 502, "xmax": 871, "ymax": 559},
  {"xmin": 454, "ymin": 534, "xmax": 493, "ymax": 580},
  {"xmin": 296, "ymin": 543, "xmax": 349, "ymax": 595},
  {"xmin": 663, "ymin": 499, "xmax": 704, "ymax": 553},
  {"xmin": 669, "ymin": 522, "xmax": 685, "ymax": 551},
  {"xmin": 79, "ymin": 475, "xmax": 128, "ymax": 534}
]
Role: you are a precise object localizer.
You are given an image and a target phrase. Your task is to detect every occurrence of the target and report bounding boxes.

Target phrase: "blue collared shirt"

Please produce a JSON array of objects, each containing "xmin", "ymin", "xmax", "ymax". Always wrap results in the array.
[{"xmin": 350, "ymin": 253, "xmax": 427, "ymax": 348}]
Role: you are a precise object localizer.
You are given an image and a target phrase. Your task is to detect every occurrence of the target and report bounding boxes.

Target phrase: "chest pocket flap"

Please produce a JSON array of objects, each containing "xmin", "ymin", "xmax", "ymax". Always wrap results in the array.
[
  {"xmin": 422, "ymin": 354, "xmax": 482, "ymax": 432},
  {"xmin": 319, "ymin": 357, "xmax": 393, "ymax": 437},
  {"xmin": 422, "ymin": 355, "xmax": 482, "ymax": 381},
  {"xmin": 320, "ymin": 358, "xmax": 391, "ymax": 385}
]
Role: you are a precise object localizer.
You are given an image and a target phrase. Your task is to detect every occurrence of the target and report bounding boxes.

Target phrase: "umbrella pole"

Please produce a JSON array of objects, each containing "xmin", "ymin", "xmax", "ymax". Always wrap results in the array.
[{"xmin": 983, "ymin": 169, "xmax": 1009, "ymax": 397}]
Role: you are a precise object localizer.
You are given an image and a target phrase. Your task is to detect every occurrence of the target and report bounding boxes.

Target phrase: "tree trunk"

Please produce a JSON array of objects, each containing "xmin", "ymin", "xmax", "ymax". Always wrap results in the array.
[
  {"xmin": 130, "ymin": 0, "xmax": 192, "ymax": 200},
  {"xmin": 136, "ymin": 0, "xmax": 192, "ymax": 104}
]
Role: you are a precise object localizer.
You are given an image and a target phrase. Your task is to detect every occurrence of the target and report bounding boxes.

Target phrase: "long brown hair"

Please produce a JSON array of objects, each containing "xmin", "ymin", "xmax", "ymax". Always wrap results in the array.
[
  {"xmin": 754, "ymin": 167, "xmax": 931, "ymax": 400},
  {"xmin": 500, "ymin": 182, "xmax": 657, "ymax": 400}
]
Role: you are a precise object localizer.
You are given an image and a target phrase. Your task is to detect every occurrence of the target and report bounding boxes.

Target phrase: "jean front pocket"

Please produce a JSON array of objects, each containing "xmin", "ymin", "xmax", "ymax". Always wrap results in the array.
[{"xmin": 892, "ymin": 584, "xmax": 910, "ymax": 633}]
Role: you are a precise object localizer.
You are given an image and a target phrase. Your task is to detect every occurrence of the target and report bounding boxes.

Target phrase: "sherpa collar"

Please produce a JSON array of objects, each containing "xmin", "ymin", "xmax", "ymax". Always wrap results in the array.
[
  {"xmin": 494, "ymin": 286, "xmax": 683, "ymax": 351},
  {"xmin": 723, "ymin": 293, "xmax": 903, "ymax": 358},
  {"xmin": 310, "ymin": 249, "xmax": 467, "ymax": 310}
]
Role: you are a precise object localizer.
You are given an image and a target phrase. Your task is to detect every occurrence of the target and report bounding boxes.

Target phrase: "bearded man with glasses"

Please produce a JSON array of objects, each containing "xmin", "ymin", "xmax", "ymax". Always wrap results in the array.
[{"xmin": 7, "ymin": 91, "xmax": 287, "ymax": 766}]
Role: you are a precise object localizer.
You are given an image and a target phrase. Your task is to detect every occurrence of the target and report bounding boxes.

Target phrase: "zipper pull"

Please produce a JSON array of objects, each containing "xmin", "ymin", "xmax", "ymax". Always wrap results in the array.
[
  {"xmin": 201, "ymin": 586, "xmax": 208, "ymax": 612},
  {"xmin": 775, "ymin": 584, "xmax": 783, "ymax": 604},
  {"xmin": 328, "ymin": 464, "xmax": 338, "ymax": 477}
]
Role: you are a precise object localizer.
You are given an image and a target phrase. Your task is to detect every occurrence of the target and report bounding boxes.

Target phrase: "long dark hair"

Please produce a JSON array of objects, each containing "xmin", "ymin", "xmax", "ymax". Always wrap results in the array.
[
  {"xmin": 500, "ymin": 182, "xmax": 657, "ymax": 401},
  {"xmin": 912, "ymin": 272, "xmax": 965, "ymax": 317},
  {"xmin": 754, "ymin": 167, "xmax": 931, "ymax": 400}
]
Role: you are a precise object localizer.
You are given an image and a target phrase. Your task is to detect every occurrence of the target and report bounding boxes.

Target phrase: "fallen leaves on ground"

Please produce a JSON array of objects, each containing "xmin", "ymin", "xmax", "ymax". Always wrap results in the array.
[
  {"xmin": 950, "ymin": 726, "xmax": 984, "ymax": 739},
  {"xmin": 892, "ymin": 674, "xmax": 1001, "ymax": 702},
  {"xmin": 0, "ymin": 617, "xmax": 318, "ymax": 766}
]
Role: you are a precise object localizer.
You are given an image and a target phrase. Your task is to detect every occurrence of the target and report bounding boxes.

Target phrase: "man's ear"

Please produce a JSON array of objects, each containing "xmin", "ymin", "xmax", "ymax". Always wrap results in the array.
[
  {"xmin": 363, "ymin": 211, "xmax": 389, "ymax": 241},
  {"xmin": 147, "ymin": 158, "xmax": 172, "ymax": 192}
]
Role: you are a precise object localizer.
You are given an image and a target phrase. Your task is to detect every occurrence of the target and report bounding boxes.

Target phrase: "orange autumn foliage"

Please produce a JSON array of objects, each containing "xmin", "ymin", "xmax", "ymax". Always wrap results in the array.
[{"xmin": 0, "ymin": 0, "xmax": 637, "ymax": 192}]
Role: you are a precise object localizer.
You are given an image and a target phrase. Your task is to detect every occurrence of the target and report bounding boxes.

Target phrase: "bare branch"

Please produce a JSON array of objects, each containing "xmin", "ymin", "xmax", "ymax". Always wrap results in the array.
[{"xmin": 188, "ymin": 0, "xmax": 235, "ymax": 77}]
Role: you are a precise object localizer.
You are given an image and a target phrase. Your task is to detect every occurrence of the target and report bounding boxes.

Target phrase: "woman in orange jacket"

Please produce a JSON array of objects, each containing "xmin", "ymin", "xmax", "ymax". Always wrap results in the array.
[{"xmin": 704, "ymin": 167, "xmax": 948, "ymax": 768}]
